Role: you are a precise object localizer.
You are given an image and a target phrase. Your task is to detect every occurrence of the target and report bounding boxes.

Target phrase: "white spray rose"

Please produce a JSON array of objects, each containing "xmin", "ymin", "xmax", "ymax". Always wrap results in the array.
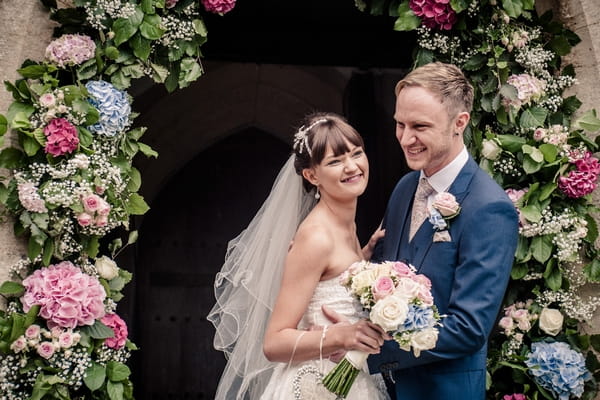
[
  {"xmin": 369, "ymin": 295, "xmax": 408, "ymax": 332},
  {"xmin": 539, "ymin": 307, "xmax": 563, "ymax": 336},
  {"xmin": 95, "ymin": 256, "xmax": 119, "ymax": 280},
  {"xmin": 481, "ymin": 139, "xmax": 502, "ymax": 160},
  {"xmin": 410, "ymin": 327, "xmax": 439, "ymax": 357}
]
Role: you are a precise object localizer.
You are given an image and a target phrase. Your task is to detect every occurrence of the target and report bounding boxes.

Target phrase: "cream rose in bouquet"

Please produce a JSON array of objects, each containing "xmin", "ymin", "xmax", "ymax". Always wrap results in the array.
[{"xmin": 322, "ymin": 260, "xmax": 443, "ymax": 398}]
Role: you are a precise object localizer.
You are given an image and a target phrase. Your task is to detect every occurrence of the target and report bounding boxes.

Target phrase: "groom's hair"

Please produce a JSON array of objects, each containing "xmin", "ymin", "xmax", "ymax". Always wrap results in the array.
[{"xmin": 395, "ymin": 62, "xmax": 474, "ymax": 119}]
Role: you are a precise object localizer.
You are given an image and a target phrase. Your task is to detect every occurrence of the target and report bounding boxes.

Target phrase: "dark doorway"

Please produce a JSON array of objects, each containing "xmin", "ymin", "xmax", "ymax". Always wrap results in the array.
[{"xmin": 133, "ymin": 129, "xmax": 290, "ymax": 399}]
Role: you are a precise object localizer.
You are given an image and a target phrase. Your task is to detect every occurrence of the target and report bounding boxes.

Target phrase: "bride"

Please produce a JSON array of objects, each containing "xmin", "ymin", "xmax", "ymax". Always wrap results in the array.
[{"xmin": 208, "ymin": 112, "xmax": 390, "ymax": 400}]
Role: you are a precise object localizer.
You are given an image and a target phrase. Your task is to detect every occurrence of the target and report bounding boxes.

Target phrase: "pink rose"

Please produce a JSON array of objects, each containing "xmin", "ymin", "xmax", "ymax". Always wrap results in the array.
[
  {"xmin": 372, "ymin": 276, "xmax": 395, "ymax": 300},
  {"xmin": 82, "ymin": 194, "xmax": 102, "ymax": 213},
  {"xmin": 77, "ymin": 212, "xmax": 93, "ymax": 227},
  {"xmin": 411, "ymin": 274, "xmax": 432, "ymax": 289},
  {"xmin": 94, "ymin": 214, "xmax": 108, "ymax": 227},
  {"xmin": 505, "ymin": 188, "xmax": 528, "ymax": 204},
  {"xmin": 37, "ymin": 341, "xmax": 55, "ymax": 359},
  {"xmin": 498, "ymin": 316, "xmax": 514, "ymax": 332},
  {"xmin": 10, "ymin": 337, "xmax": 27, "ymax": 352},
  {"xmin": 101, "ymin": 313, "xmax": 129, "ymax": 349},
  {"xmin": 25, "ymin": 324, "xmax": 41, "ymax": 339},
  {"xmin": 391, "ymin": 262, "xmax": 414, "ymax": 278},
  {"xmin": 39, "ymin": 93, "xmax": 56, "ymax": 108},
  {"xmin": 59, "ymin": 331, "xmax": 75, "ymax": 348},
  {"xmin": 416, "ymin": 287, "xmax": 434, "ymax": 306},
  {"xmin": 432, "ymin": 192, "xmax": 460, "ymax": 217},
  {"xmin": 43, "ymin": 117, "xmax": 79, "ymax": 156},
  {"xmin": 533, "ymin": 128, "xmax": 546, "ymax": 141}
]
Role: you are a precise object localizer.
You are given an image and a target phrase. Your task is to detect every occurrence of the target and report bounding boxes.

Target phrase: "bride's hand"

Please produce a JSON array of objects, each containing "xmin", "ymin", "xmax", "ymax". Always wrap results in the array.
[
  {"xmin": 322, "ymin": 305, "xmax": 388, "ymax": 354},
  {"xmin": 361, "ymin": 225, "xmax": 385, "ymax": 260}
]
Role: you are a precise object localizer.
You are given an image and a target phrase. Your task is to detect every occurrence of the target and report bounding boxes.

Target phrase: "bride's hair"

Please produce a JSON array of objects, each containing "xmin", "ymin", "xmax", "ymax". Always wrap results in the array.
[{"xmin": 293, "ymin": 112, "xmax": 365, "ymax": 191}]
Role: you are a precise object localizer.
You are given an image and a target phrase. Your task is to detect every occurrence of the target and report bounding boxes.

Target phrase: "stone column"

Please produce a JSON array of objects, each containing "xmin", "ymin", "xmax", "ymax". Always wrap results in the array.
[{"xmin": 0, "ymin": 0, "xmax": 56, "ymax": 297}]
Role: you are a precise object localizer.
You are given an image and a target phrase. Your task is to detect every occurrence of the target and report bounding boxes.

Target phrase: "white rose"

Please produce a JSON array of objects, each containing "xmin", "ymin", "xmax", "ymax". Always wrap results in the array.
[
  {"xmin": 481, "ymin": 139, "xmax": 502, "ymax": 160},
  {"xmin": 394, "ymin": 278, "xmax": 422, "ymax": 302},
  {"xmin": 369, "ymin": 295, "xmax": 408, "ymax": 332},
  {"xmin": 539, "ymin": 307, "xmax": 563, "ymax": 336},
  {"xmin": 351, "ymin": 269, "xmax": 378, "ymax": 293},
  {"xmin": 95, "ymin": 256, "xmax": 119, "ymax": 280},
  {"xmin": 410, "ymin": 327, "xmax": 439, "ymax": 357}
]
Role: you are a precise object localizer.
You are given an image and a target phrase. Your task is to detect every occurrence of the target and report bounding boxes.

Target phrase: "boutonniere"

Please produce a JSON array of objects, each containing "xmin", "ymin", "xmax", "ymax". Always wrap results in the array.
[{"xmin": 428, "ymin": 192, "xmax": 461, "ymax": 242}]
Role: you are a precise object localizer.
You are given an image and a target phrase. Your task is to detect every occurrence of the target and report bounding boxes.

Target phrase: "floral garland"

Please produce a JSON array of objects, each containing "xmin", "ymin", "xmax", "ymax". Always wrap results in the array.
[
  {"xmin": 0, "ymin": 0, "xmax": 235, "ymax": 399},
  {"xmin": 356, "ymin": 0, "xmax": 600, "ymax": 398}
]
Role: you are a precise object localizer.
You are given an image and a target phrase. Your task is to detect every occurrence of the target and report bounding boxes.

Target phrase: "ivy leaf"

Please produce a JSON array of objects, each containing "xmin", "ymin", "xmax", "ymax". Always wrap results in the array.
[
  {"xmin": 125, "ymin": 193, "xmax": 150, "ymax": 215},
  {"xmin": 107, "ymin": 381, "xmax": 124, "ymax": 400},
  {"xmin": 150, "ymin": 63, "xmax": 169, "ymax": 83},
  {"xmin": 131, "ymin": 33, "xmax": 151, "ymax": 61},
  {"xmin": 127, "ymin": 167, "xmax": 142, "ymax": 192},
  {"xmin": 463, "ymin": 54, "xmax": 487, "ymax": 71},
  {"xmin": 520, "ymin": 204, "xmax": 542, "ymax": 223},
  {"xmin": 496, "ymin": 134, "xmax": 526, "ymax": 153},
  {"xmin": 107, "ymin": 361, "xmax": 131, "ymax": 382},
  {"xmin": 523, "ymin": 154, "xmax": 542, "ymax": 174},
  {"xmin": 511, "ymin": 263, "xmax": 528, "ymax": 280},
  {"xmin": 0, "ymin": 281, "xmax": 25, "ymax": 297},
  {"xmin": 137, "ymin": 142, "xmax": 158, "ymax": 158},
  {"xmin": 532, "ymin": 235, "xmax": 553, "ymax": 263},
  {"xmin": 140, "ymin": 14, "xmax": 164, "ymax": 40},
  {"xmin": 394, "ymin": 2, "xmax": 421, "ymax": 31},
  {"xmin": 84, "ymin": 362, "xmax": 107, "ymax": 392},
  {"xmin": 449, "ymin": 0, "xmax": 468, "ymax": 13},
  {"xmin": 584, "ymin": 259, "xmax": 600, "ymax": 282},
  {"xmin": 81, "ymin": 320, "xmax": 114, "ymax": 339},
  {"xmin": 549, "ymin": 35, "xmax": 572, "ymax": 56},
  {"xmin": 192, "ymin": 19, "xmax": 207, "ymax": 37},
  {"xmin": 538, "ymin": 182, "xmax": 556, "ymax": 201},
  {"xmin": 561, "ymin": 95, "xmax": 581, "ymax": 115},
  {"xmin": 501, "ymin": 0, "xmax": 523, "ymax": 18},
  {"xmin": 545, "ymin": 265, "xmax": 562, "ymax": 291},
  {"xmin": 539, "ymin": 143, "xmax": 558, "ymax": 163},
  {"xmin": 584, "ymin": 213, "xmax": 598, "ymax": 244},
  {"xmin": 573, "ymin": 109, "xmax": 600, "ymax": 132},
  {"xmin": 519, "ymin": 107, "xmax": 548, "ymax": 130},
  {"xmin": 112, "ymin": 7, "xmax": 144, "ymax": 47}
]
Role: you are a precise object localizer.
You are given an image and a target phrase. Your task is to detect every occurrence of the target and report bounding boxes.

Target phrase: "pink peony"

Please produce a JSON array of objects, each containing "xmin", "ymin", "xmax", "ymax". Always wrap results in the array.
[
  {"xmin": 559, "ymin": 170, "xmax": 598, "ymax": 198},
  {"xmin": 372, "ymin": 276, "xmax": 395, "ymax": 300},
  {"xmin": 44, "ymin": 117, "xmax": 79, "ymax": 156},
  {"xmin": 409, "ymin": 0, "xmax": 457, "ymax": 30},
  {"xmin": 21, "ymin": 261, "xmax": 106, "ymax": 329},
  {"xmin": 201, "ymin": 0, "xmax": 236, "ymax": 14},
  {"xmin": 101, "ymin": 313, "xmax": 128, "ymax": 349}
]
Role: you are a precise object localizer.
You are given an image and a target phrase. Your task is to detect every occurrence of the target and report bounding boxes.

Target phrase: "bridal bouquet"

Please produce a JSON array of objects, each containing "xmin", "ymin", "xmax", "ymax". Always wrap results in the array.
[{"xmin": 322, "ymin": 260, "xmax": 443, "ymax": 398}]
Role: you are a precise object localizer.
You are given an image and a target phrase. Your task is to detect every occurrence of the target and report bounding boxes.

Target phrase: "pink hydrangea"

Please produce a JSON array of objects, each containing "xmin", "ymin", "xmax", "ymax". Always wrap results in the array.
[
  {"xmin": 504, "ymin": 394, "xmax": 527, "ymax": 400},
  {"xmin": 201, "ymin": 0, "xmax": 236, "ymax": 14},
  {"xmin": 21, "ymin": 261, "xmax": 106, "ymax": 329},
  {"xmin": 409, "ymin": 0, "xmax": 457, "ymax": 30},
  {"xmin": 45, "ymin": 34, "xmax": 96, "ymax": 68},
  {"xmin": 101, "ymin": 313, "xmax": 129, "ymax": 349},
  {"xmin": 44, "ymin": 117, "xmax": 79, "ymax": 156},
  {"xmin": 17, "ymin": 182, "xmax": 47, "ymax": 213},
  {"xmin": 503, "ymin": 74, "xmax": 545, "ymax": 110},
  {"xmin": 574, "ymin": 151, "xmax": 600, "ymax": 175},
  {"xmin": 559, "ymin": 170, "xmax": 598, "ymax": 198}
]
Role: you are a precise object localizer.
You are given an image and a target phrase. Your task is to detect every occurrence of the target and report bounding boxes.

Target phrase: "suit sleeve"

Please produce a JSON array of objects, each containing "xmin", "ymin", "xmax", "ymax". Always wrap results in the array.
[{"xmin": 369, "ymin": 198, "xmax": 519, "ymax": 371}]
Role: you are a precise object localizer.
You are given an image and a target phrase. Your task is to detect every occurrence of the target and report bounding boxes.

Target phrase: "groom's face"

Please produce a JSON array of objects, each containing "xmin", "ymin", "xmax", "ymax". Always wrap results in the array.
[{"xmin": 394, "ymin": 86, "xmax": 466, "ymax": 177}]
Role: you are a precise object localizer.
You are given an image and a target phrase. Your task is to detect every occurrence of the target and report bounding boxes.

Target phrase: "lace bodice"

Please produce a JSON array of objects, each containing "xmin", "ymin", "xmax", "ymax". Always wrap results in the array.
[{"xmin": 297, "ymin": 275, "xmax": 365, "ymax": 330}]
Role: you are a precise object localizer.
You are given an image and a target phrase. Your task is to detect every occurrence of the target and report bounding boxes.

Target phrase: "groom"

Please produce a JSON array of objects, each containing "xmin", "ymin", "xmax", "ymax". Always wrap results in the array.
[{"xmin": 367, "ymin": 62, "xmax": 519, "ymax": 399}]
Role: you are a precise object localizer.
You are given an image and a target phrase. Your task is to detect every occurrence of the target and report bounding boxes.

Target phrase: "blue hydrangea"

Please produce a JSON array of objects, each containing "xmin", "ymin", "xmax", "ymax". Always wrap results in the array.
[
  {"xmin": 403, "ymin": 304, "xmax": 435, "ymax": 331},
  {"xmin": 86, "ymin": 80, "xmax": 131, "ymax": 136},
  {"xmin": 525, "ymin": 342, "xmax": 592, "ymax": 400},
  {"xmin": 428, "ymin": 208, "xmax": 447, "ymax": 231}
]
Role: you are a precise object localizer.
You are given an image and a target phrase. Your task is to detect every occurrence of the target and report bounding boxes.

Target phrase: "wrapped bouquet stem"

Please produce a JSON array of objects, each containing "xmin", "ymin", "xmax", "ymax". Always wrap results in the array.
[{"xmin": 322, "ymin": 260, "xmax": 443, "ymax": 398}]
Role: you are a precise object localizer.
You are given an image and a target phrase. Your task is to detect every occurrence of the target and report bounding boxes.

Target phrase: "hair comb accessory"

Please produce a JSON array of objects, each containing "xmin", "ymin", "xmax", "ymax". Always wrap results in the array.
[{"xmin": 293, "ymin": 118, "xmax": 328, "ymax": 157}]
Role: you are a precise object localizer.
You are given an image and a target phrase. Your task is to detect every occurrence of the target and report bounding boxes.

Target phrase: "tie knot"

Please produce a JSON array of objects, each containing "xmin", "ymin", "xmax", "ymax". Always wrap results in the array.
[{"xmin": 416, "ymin": 178, "xmax": 435, "ymax": 200}]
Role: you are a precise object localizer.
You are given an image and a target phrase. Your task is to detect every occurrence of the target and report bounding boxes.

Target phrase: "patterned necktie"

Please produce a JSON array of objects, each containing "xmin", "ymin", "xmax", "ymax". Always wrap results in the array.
[{"xmin": 409, "ymin": 177, "xmax": 435, "ymax": 240}]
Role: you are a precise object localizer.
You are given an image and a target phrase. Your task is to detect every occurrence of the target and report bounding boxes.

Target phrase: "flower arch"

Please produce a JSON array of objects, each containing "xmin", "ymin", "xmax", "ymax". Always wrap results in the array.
[{"xmin": 0, "ymin": 0, "xmax": 599, "ymax": 399}]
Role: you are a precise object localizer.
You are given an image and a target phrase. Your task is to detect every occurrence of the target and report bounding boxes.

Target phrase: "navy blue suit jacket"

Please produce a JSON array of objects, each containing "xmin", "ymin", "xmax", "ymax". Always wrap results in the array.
[{"xmin": 368, "ymin": 157, "xmax": 519, "ymax": 400}]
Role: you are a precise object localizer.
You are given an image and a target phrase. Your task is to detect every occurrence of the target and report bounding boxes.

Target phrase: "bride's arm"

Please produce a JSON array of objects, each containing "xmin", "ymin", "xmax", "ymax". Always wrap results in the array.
[{"xmin": 263, "ymin": 225, "xmax": 384, "ymax": 363}]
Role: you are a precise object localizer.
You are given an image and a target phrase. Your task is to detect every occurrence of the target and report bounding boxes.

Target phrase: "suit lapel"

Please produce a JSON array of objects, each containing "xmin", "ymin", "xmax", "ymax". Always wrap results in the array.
[{"xmin": 411, "ymin": 157, "xmax": 478, "ymax": 270}]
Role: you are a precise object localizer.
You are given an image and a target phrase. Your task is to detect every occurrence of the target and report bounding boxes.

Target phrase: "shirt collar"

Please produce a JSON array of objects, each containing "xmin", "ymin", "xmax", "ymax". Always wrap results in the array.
[{"xmin": 420, "ymin": 147, "xmax": 469, "ymax": 193}]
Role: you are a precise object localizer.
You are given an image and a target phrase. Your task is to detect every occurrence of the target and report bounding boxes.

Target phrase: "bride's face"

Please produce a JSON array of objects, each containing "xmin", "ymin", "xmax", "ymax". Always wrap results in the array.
[{"xmin": 312, "ymin": 140, "xmax": 369, "ymax": 200}]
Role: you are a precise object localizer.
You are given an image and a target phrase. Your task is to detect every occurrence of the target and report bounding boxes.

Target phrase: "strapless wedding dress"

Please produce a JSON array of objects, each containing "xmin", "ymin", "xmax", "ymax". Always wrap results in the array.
[{"xmin": 260, "ymin": 274, "xmax": 390, "ymax": 400}]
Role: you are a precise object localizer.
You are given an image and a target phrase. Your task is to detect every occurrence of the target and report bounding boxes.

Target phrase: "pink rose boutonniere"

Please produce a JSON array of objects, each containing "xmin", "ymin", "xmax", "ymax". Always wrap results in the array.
[{"xmin": 428, "ymin": 192, "xmax": 461, "ymax": 242}]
